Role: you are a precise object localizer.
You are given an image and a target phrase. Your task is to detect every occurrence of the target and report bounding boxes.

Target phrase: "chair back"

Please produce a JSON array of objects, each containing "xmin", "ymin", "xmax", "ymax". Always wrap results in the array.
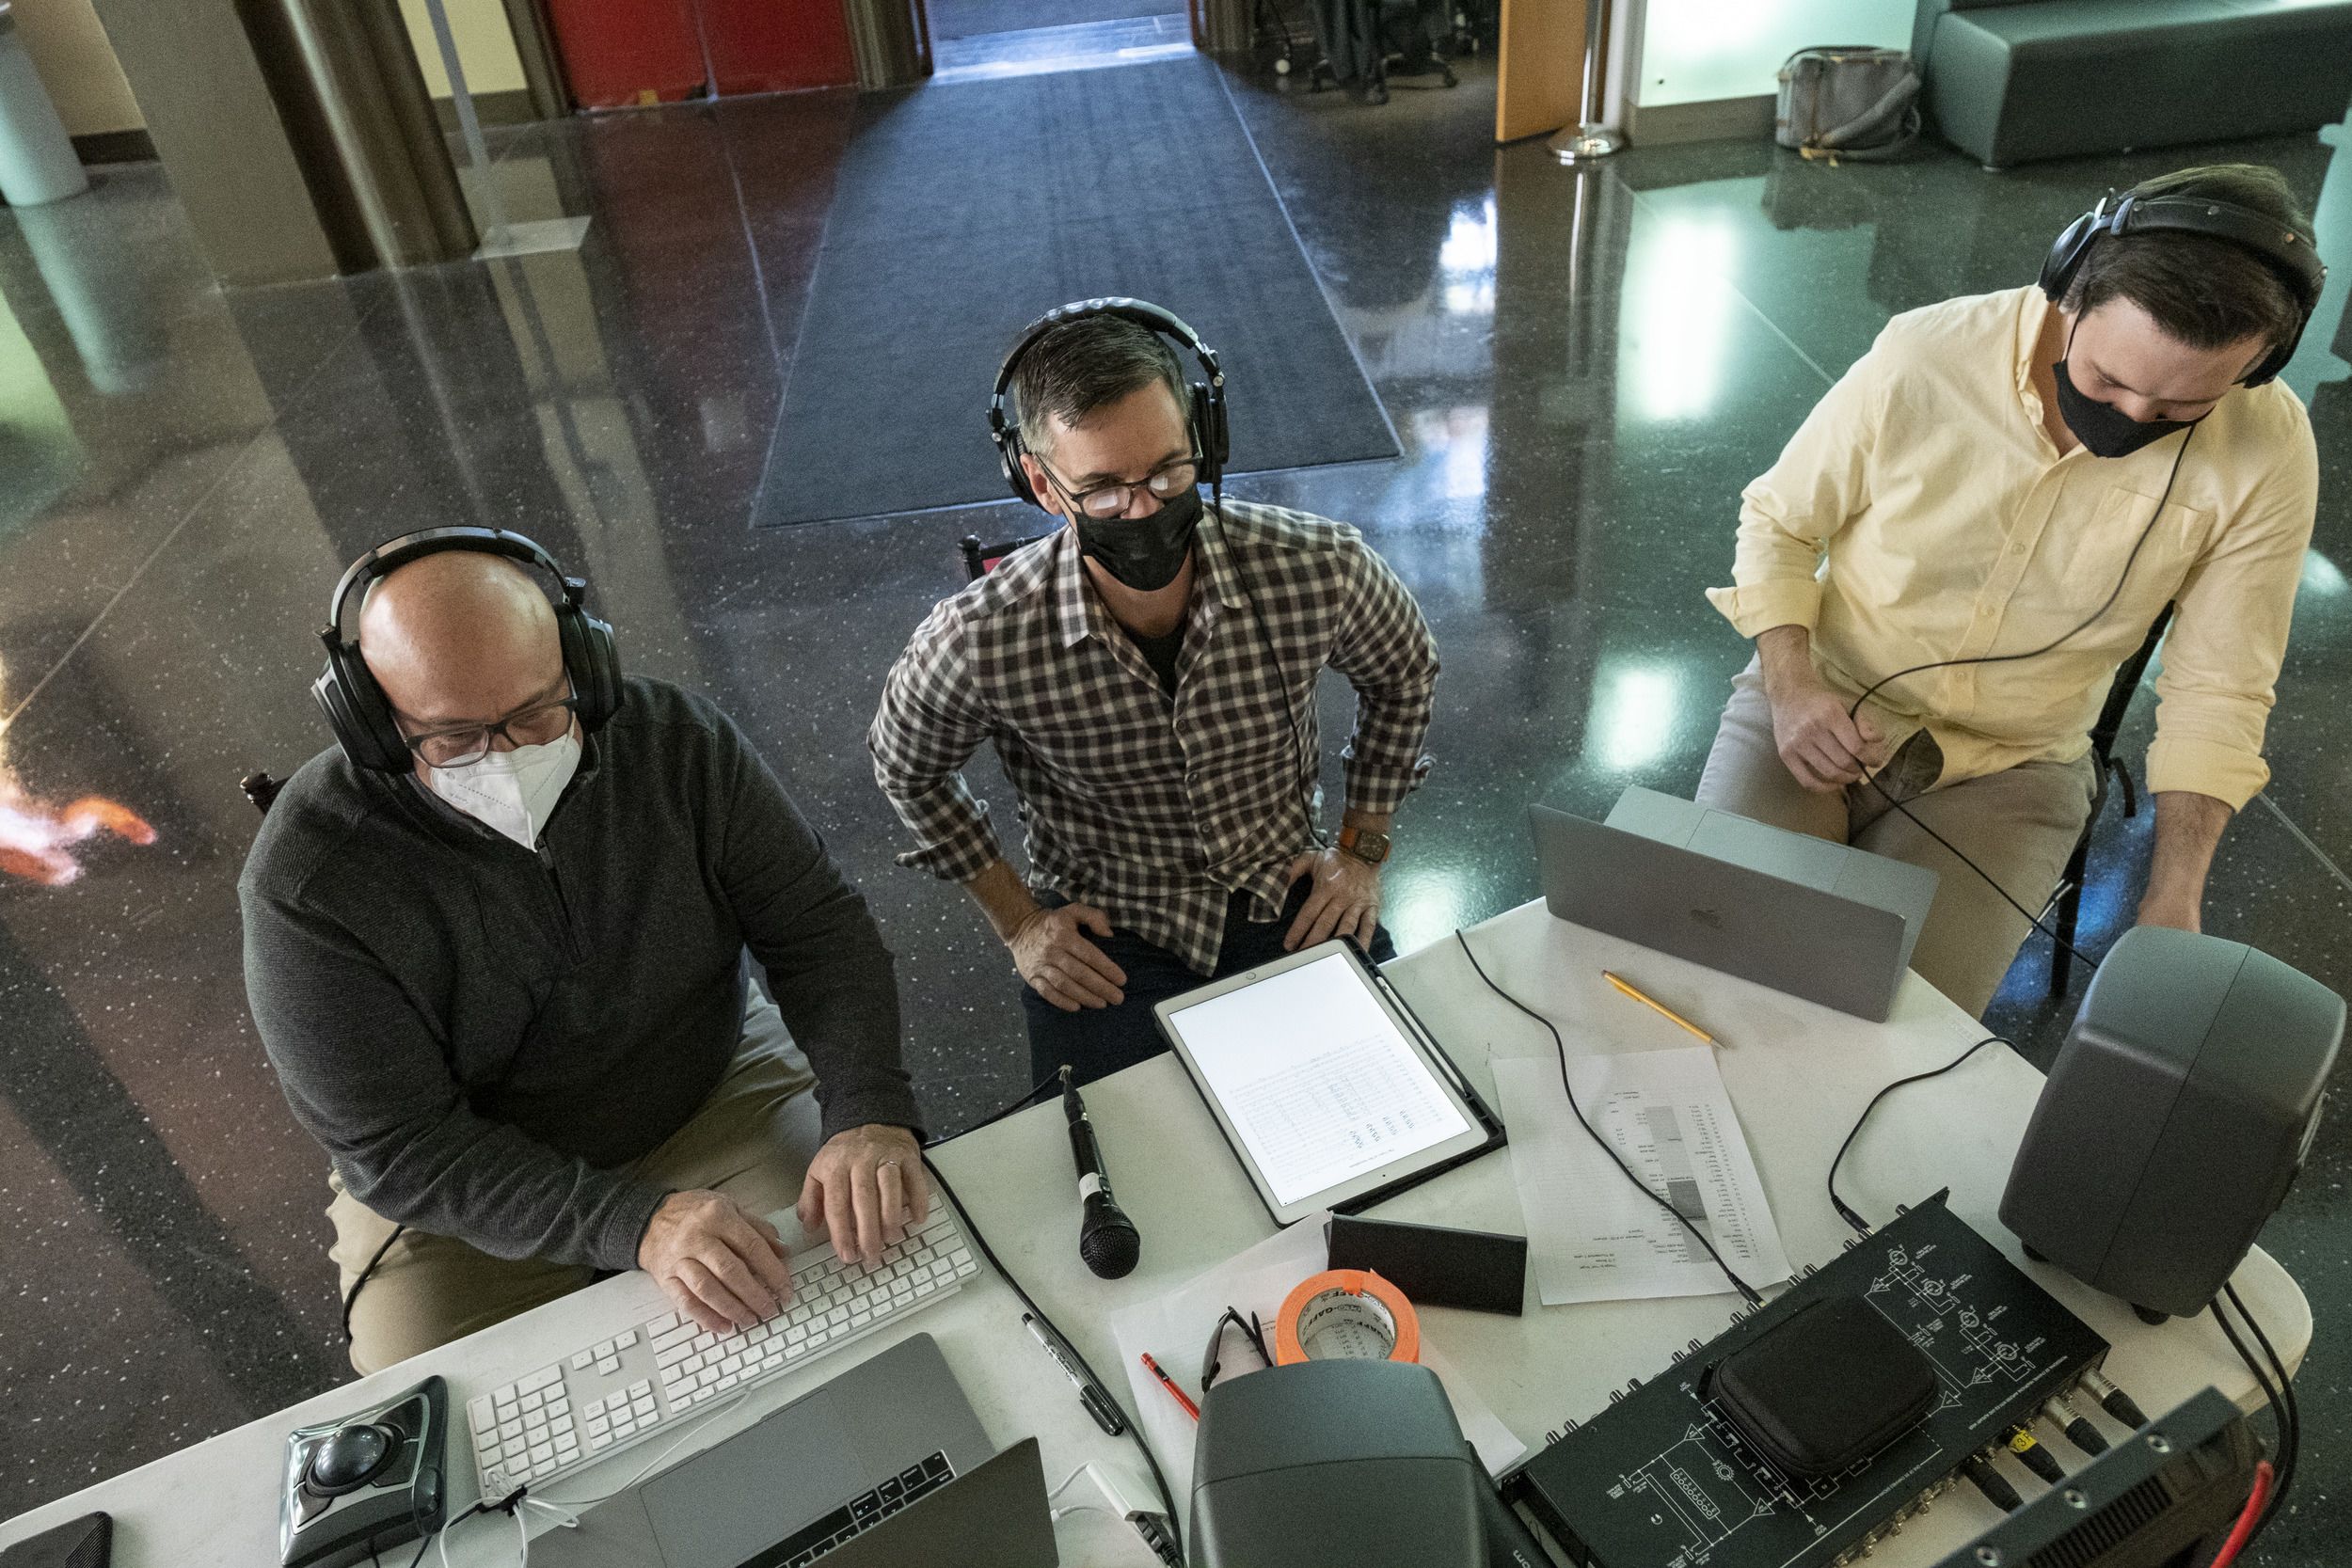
[
  {"xmin": 2044, "ymin": 603, "xmax": 2179, "ymax": 997},
  {"xmin": 241, "ymin": 771, "xmax": 285, "ymax": 816},
  {"xmin": 2088, "ymin": 605, "xmax": 2174, "ymax": 764},
  {"xmin": 960, "ymin": 531, "xmax": 1055, "ymax": 581}
]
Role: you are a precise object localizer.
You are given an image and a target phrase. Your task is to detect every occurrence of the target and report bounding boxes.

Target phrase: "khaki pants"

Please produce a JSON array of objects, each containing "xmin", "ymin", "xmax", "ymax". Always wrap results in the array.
[
  {"xmin": 327, "ymin": 990, "xmax": 820, "ymax": 1375},
  {"xmin": 1694, "ymin": 660, "xmax": 2097, "ymax": 1019}
]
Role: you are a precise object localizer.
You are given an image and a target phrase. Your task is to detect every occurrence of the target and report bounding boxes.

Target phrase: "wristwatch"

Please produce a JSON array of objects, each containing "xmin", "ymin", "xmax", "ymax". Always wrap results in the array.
[{"xmin": 1337, "ymin": 824, "xmax": 1391, "ymax": 865}]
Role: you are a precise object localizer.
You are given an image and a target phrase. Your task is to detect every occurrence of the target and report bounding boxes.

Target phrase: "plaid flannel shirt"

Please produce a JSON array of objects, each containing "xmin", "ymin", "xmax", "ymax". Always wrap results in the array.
[{"xmin": 868, "ymin": 500, "xmax": 1438, "ymax": 974}]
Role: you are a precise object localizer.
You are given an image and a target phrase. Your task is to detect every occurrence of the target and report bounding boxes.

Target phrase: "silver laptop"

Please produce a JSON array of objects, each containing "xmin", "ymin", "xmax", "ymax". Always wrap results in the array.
[
  {"xmin": 532, "ymin": 1332, "xmax": 1057, "ymax": 1567},
  {"xmin": 1530, "ymin": 787, "xmax": 1939, "ymax": 1022}
]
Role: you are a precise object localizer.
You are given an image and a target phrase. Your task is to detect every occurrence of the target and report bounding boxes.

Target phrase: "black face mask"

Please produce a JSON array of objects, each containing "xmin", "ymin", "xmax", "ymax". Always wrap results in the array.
[
  {"xmin": 1073, "ymin": 484, "xmax": 1201, "ymax": 592},
  {"xmin": 2051, "ymin": 318, "xmax": 2204, "ymax": 459},
  {"xmin": 2052, "ymin": 356, "xmax": 2200, "ymax": 458}
]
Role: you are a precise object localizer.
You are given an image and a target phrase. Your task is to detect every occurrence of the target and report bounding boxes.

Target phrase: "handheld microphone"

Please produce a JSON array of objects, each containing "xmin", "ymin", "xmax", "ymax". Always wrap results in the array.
[{"xmin": 1063, "ymin": 1067, "xmax": 1141, "ymax": 1279}]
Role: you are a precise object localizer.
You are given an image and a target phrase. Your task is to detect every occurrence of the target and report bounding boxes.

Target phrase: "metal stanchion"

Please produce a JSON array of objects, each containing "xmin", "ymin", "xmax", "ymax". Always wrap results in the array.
[
  {"xmin": 417, "ymin": 0, "xmax": 589, "ymax": 260},
  {"xmin": 1547, "ymin": 0, "xmax": 1619, "ymax": 165},
  {"xmin": 266, "ymin": 0, "xmax": 479, "ymax": 268},
  {"xmin": 496, "ymin": 0, "xmax": 573, "ymax": 122}
]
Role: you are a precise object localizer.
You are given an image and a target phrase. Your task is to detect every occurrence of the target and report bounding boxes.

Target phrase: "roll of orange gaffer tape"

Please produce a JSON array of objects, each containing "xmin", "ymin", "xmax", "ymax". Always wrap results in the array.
[{"xmin": 1273, "ymin": 1269, "xmax": 1421, "ymax": 1367}]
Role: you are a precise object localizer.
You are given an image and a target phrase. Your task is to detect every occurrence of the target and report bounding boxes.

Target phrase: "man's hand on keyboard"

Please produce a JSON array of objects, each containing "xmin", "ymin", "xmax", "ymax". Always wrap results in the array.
[
  {"xmin": 638, "ymin": 1189, "xmax": 796, "ymax": 1334},
  {"xmin": 798, "ymin": 1123, "xmax": 929, "ymax": 1266}
]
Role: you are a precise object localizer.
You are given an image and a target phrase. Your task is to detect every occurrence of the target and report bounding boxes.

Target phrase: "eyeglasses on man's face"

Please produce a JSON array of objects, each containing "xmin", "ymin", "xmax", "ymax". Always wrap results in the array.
[
  {"xmin": 404, "ymin": 689, "xmax": 581, "ymax": 768},
  {"xmin": 1038, "ymin": 452, "xmax": 1201, "ymax": 520}
]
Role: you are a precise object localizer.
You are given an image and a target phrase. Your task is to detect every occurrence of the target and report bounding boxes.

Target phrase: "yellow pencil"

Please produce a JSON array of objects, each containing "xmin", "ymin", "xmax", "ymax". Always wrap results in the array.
[{"xmin": 1602, "ymin": 971, "xmax": 1718, "ymax": 1046}]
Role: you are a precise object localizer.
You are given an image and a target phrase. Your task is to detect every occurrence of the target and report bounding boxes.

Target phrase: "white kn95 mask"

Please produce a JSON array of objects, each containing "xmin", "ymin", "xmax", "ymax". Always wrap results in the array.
[{"xmin": 424, "ymin": 733, "xmax": 581, "ymax": 849}]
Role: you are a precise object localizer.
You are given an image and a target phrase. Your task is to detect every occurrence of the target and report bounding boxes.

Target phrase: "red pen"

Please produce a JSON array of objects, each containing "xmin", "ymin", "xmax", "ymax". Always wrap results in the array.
[{"xmin": 1140, "ymin": 1353, "xmax": 1200, "ymax": 1421}]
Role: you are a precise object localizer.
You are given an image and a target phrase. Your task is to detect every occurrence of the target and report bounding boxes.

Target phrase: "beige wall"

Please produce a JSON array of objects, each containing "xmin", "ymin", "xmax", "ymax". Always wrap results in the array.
[
  {"xmin": 398, "ymin": 0, "xmax": 528, "ymax": 97},
  {"xmin": 14, "ymin": 0, "xmax": 144, "ymax": 135},
  {"xmin": 7, "ymin": 0, "xmax": 531, "ymax": 145}
]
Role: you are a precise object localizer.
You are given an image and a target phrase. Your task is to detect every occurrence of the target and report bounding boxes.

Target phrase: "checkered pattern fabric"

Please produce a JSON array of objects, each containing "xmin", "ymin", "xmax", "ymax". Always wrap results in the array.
[{"xmin": 869, "ymin": 500, "xmax": 1438, "ymax": 974}]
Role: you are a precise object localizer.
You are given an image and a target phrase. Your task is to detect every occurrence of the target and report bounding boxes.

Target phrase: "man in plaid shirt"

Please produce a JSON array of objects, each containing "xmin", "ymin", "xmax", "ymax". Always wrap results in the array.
[{"xmin": 869, "ymin": 310, "xmax": 1438, "ymax": 1084}]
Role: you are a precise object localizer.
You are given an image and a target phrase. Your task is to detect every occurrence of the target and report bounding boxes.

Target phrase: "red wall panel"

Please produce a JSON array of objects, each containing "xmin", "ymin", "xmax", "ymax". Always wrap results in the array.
[
  {"xmin": 545, "ymin": 0, "xmax": 857, "ymax": 106},
  {"xmin": 544, "ymin": 0, "xmax": 707, "ymax": 108},
  {"xmin": 700, "ymin": 0, "xmax": 856, "ymax": 93}
]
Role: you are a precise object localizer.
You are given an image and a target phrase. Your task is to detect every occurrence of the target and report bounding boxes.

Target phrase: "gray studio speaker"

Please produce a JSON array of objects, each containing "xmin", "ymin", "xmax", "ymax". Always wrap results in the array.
[{"xmin": 2001, "ymin": 927, "xmax": 2344, "ymax": 1321}]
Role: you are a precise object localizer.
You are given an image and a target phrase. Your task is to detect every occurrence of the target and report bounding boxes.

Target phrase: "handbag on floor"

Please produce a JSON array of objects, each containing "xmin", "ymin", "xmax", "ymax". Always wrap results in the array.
[{"xmin": 1775, "ymin": 46, "xmax": 1921, "ymax": 163}]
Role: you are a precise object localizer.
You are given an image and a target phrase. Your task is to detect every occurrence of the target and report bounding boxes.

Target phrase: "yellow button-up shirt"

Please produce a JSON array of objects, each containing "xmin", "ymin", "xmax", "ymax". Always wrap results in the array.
[{"xmin": 1707, "ymin": 285, "xmax": 2316, "ymax": 810}]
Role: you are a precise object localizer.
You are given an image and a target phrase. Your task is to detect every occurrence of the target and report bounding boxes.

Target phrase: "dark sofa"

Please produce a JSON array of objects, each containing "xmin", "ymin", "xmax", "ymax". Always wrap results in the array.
[{"xmin": 1913, "ymin": 0, "xmax": 2352, "ymax": 167}]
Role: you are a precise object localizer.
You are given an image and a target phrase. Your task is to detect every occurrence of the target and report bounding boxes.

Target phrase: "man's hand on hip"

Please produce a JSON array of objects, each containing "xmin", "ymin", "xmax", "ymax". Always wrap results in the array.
[
  {"xmin": 1285, "ymin": 848, "xmax": 1381, "ymax": 951},
  {"xmin": 799, "ymin": 1124, "xmax": 930, "ymax": 1265},
  {"xmin": 638, "ymin": 1189, "xmax": 794, "ymax": 1335},
  {"xmin": 1009, "ymin": 902, "xmax": 1128, "ymax": 1013}
]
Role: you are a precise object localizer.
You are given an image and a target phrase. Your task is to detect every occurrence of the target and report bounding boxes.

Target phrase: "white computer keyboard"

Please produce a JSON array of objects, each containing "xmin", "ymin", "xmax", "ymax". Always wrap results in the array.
[{"xmin": 465, "ymin": 1207, "xmax": 977, "ymax": 1497}]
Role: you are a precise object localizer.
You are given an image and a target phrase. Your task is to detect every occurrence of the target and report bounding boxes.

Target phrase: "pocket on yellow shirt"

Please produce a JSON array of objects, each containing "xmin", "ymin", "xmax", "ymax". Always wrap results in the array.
[{"xmin": 2043, "ymin": 483, "xmax": 2211, "ymax": 627}]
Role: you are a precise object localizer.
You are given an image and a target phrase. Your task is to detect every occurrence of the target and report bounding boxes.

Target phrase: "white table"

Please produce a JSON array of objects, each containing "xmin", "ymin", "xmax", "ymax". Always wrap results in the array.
[{"xmin": 0, "ymin": 900, "xmax": 2310, "ymax": 1567}]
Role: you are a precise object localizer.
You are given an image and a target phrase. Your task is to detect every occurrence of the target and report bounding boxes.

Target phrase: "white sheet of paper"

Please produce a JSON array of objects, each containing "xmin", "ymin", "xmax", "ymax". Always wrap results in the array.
[
  {"xmin": 1108, "ymin": 1216, "xmax": 1527, "ymax": 1501},
  {"xmin": 1494, "ymin": 1047, "xmax": 1791, "ymax": 1306}
]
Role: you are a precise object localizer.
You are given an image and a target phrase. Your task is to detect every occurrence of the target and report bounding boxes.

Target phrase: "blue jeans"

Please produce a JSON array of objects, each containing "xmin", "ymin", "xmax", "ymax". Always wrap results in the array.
[{"xmin": 1021, "ymin": 877, "xmax": 1397, "ymax": 1087}]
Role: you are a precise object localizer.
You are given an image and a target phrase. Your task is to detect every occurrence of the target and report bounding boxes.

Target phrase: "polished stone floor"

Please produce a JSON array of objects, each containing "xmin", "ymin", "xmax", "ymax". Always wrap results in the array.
[{"xmin": 0, "ymin": 54, "xmax": 2346, "ymax": 1556}]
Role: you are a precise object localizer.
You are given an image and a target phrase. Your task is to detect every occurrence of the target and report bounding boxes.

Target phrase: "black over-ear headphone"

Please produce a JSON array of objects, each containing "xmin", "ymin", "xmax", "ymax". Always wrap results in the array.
[
  {"xmin": 987, "ymin": 297, "xmax": 1232, "ymax": 509},
  {"xmin": 2039, "ymin": 188, "xmax": 2328, "ymax": 388},
  {"xmin": 311, "ymin": 527, "xmax": 625, "ymax": 774}
]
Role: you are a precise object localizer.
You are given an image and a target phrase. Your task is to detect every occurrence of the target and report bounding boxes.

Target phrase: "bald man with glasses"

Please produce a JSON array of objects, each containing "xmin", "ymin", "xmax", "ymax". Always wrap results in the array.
[{"xmin": 242, "ymin": 540, "xmax": 926, "ymax": 1372}]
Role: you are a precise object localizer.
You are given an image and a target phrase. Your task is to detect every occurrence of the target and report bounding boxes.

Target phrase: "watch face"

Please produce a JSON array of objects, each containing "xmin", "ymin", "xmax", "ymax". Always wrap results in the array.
[{"xmin": 1345, "ymin": 830, "xmax": 1391, "ymax": 863}]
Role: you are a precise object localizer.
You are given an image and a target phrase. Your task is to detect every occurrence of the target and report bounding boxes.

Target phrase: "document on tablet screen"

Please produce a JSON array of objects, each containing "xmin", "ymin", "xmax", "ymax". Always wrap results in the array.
[{"xmin": 1170, "ymin": 951, "xmax": 1471, "ymax": 1206}]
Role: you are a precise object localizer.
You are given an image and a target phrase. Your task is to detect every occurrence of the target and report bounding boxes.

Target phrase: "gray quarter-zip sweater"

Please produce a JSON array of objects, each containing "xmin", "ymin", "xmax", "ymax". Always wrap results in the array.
[{"xmin": 240, "ymin": 675, "xmax": 920, "ymax": 1274}]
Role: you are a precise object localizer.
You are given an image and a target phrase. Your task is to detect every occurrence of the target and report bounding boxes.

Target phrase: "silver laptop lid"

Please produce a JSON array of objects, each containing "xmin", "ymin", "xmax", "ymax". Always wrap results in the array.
[
  {"xmin": 821, "ymin": 1436, "xmax": 1058, "ymax": 1568},
  {"xmin": 1603, "ymin": 787, "xmax": 1938, "ymax": 972},
  {"xmin": 532, "ymin": 1333, "xmax": 991, "ymax": 1568},
  {"xmin": 1531, "ymin": 793, "xmax": 1935, "ymax": 1022}
]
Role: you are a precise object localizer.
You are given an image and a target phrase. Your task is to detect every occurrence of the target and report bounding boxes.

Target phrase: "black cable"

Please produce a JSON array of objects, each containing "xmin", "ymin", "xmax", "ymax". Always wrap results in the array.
[
  {"xmin": 2221, "ymin": 1283, "xmax": 2299, "ymax": 1533},
  {"xmin": 1834, "ymin": 423, "xmax": 2198, "ymax": 979},
  {"xmin": 387, "ymin": 1467, "xmax": 433, "ymax": 1568},
  {"xmin": 1855, "ymin": 773, "xmax": 2103, "ymax": 974},
  {"xmin": 2210, "ymin": 1303, "xmax": 2290, "ymax": 1545},
  {"xmin": 2226, "ymin": 1283, "xmax": 2299, "ymax": 1439},
  {"xmin": 2063, "ymin": 1416, "xmax": 2108, "ymax": 1455},
  {"xmin": 1843, "ymin": 424, "xmax": 2195, "ymax": 723},
  {"xmin": 343, "ymin": 1224, "xmax": 407, "ymax": 1343},
  {"xmin": 2081, "ymin": 1367, "xmax": 2149, "ymax": 1430},
  {"xmin": 2003, "ymin": 1425, "xmax": 2066, "ymax": 1485},
  {"xmin": 1961, "ymin": 1453, "xmax": 2022, "ymax": 1513},
  {"xmin": 2044, "ymin": 1396, "xmax": 2108, "ymax": 1457},
  {"xmin": 1452, "ymin": 930, "xmax": 1764, "ymax": 1307},
  {"xmin": 2103, "ymin": 1388, "xmax": 2149, "ymax": 1429},
  {"xmin": 1208, "ymin": 488, "xmax": 1327, "ymax": 852},
  {"xmin": 401, "ymin": 1496, "xmax": 496, "ymax": 1568},
  {"xmin": 938, "ymin": 1069, "xmax": 1064, "ymax": 1144},
  {"xmin": 1824, "ymin": 1036, "xmax": 2008, "ymax": 1233},
  {"xmin": 920, "ymin": 1152, "xmax": 1185, "ymax": 1557}
]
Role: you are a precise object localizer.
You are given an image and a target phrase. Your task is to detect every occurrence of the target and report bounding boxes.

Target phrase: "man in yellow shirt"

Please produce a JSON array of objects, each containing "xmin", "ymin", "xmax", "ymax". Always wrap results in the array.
[{"xmin": 1699, "ymin": 164, "xmax": 2324, "ymax": 1017}]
